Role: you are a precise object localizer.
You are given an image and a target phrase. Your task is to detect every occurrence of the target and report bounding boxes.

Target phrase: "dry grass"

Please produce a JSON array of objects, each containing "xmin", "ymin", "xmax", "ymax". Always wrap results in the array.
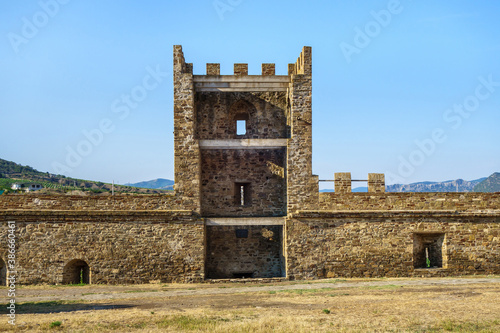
[{"xmin": 1, "ymin": 278, "xmax": 499, "ymax": 332}]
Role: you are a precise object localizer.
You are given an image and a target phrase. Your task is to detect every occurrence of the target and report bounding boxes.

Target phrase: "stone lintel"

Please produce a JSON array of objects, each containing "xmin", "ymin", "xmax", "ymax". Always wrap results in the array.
[
  {"xmin": 205, "ymin": 217, "xmax": 285, "ymax": 226},
  {"xmin": 199, "ymin": 139, "xmax": 287, "ymax": 149},
  {"xmin": 193, "ymin": 75, "xmax": 290, "ymax": 92}
]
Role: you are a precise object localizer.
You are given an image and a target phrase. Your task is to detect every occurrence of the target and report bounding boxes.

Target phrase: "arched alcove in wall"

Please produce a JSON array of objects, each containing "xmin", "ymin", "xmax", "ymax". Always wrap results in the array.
[
  {"xmin": 230, "ymin": 99, "xmax": 256, "ymax": 138},
  {"xmin": 62, "ymin": 259, "xmax": 90, "ymax": 284}
]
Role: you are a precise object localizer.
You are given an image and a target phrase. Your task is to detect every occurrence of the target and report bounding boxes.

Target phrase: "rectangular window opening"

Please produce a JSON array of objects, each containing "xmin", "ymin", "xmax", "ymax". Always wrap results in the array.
[
  {"xmin": 413, "ymin": 233, "xmax": 446, "ymax": 269},
  {"xmin": 235, "ymin": 229, "xmax": 248, "ymax": 238},
  {"xmin": 236, "ymin": 120, "xmax": 246, "ymax": 135},
  {"xmin": 234, "ymin": 182, "xmax": 251, "ymax": 206}
]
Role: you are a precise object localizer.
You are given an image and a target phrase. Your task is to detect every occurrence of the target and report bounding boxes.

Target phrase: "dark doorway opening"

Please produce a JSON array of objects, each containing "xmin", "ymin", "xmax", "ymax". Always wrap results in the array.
[
  {"xmin": 413, "ymin": 233, "xmax": 446, "ymax": 269},
  {"xmin": 62, "ymin": 259, "xmax": 90, "ymax": 284},
  {"xmin": 206, "ymin": 225, "xmax": 285, "ymax": 279}
]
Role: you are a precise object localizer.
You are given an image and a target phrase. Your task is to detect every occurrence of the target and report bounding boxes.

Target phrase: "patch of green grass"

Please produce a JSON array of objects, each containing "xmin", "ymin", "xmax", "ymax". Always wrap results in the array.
[
  {"xmin": 363, "ymin": 284, "xmax": 402, "ymax": 290},
  {"xmin": 328, "ymin": 293, "xmax": 349, "ymax": 297},
  {"xmin": 66, "ymin": 283, "xmax": 88, "ymax": 287},
  {"xmin": 434, "ymin": 319, "xmax": 498, "ymax": 332},
  {"xmin": 97, "ymin": 322, "xmax": 122, "ymax": 330},
  {"xmin": 326, "ymin": 279, "xmax": 348, "ymax": 283},
  {"xmin": 408, "ymin": 319, "xmax": 500, "ymax": 332},
  {"xmin": 128, "ymin": 322, "xmax": 147, "ymax": 329},
  {"xmin": 124, "ymin": 289, "xmax": 159, "ymax": 293},
  {"xmin": 322, "ymin": 309, "xmax": 331, "ymax": 314},
  {"xmin": 157, "ymin": 315, "xmax": 224, "ymax": 330},
  {"xmin": 49, "ymin": 321, "xmax": 62, "ymax": 328},
  {"xmin": 274, "ymin": 287, "xmax": 335, "ymax": 295}
]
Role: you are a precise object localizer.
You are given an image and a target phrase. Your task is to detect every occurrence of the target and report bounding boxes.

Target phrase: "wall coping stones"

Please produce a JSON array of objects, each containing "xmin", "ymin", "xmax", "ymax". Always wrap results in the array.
[
  {"xmin": 206, "ymin": 217, "xmax": 285, "ymax": 226},
  {"xmin": 0, "ymin": 210, "xmax": 197, "ymax": 218},
  {"xmin": 291, "ymin": 210, "xmax": 500, "ymax": 219}
]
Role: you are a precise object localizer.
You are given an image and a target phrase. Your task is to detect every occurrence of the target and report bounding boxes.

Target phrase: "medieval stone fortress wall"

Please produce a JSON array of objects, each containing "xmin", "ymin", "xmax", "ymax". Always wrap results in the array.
[{"xmin": 0, "ymin": 46, "xmax": 499, "ymax": 285}]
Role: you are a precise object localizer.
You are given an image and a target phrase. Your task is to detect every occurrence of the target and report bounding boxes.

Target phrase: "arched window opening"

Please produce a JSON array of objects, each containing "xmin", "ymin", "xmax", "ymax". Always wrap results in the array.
[
  {"xmin": 235, "ymin": 113, "xmax": 249, "ymax": 137},
  {"xmin": 236, "ymin": 119, "xmax": 246, "ymax": 135},
  {"xmin": 62, "ymin": 259, "xmax": 90, "ymax": 285},
  {"xmin": 230, "ymin": 99, "xmax": 254, "ymax": 138}
]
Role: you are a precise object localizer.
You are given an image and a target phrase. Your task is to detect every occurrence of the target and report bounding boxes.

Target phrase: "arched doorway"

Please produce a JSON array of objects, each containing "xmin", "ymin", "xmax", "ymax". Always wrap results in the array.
[
  {"xmin": 0, "ymin": 258, "xmax": 6, "ymax": 286},
  {"xmin": 62, "ymin": 259, "xmax": 90, "ymax": 284}
]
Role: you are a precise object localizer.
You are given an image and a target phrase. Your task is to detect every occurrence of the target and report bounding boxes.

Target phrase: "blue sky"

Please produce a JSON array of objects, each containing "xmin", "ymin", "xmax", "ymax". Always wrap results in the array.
[{"xmin": 1, "ymin": 0, "xmax": 499, "ymax": 187}]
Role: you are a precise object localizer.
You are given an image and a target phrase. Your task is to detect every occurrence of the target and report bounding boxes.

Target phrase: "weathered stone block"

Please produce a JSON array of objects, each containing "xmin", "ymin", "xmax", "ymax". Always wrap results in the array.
[
  {"xmin": 206, "ymin": 63, "xmax": 220, "ymax": 75},
  {"xmin": 234, "ymin": 63, "xmax": 248, "ymax": 76}
]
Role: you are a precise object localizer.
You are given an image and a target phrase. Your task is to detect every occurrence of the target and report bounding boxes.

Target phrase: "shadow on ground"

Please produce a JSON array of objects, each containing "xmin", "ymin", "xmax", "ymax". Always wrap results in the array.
[{"xmin": 11, "ymin": 301, "xmax": 134, "ymax": 314}]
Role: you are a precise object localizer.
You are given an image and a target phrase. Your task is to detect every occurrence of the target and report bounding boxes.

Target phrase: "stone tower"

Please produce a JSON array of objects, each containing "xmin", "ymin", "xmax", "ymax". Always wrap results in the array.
[{"xmin": 173, "ymin": 45, "xmax": 318, "ymax": 278}]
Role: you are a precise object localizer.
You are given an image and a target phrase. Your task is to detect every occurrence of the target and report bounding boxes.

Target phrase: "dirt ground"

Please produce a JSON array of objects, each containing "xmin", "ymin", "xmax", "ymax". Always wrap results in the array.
[{"xmin": 2, "ymin": 276, "xmax": 499, "ymax": 332}]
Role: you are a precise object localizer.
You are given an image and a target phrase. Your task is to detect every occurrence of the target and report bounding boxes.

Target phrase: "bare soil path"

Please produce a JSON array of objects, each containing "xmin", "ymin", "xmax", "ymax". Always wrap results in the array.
[{"xmin": 14, "ymin": 276, "xmax": 500, "ymax": 303}]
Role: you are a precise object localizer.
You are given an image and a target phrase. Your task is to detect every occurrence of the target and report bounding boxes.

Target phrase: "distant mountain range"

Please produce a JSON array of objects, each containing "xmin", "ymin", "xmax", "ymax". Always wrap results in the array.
[
  {"xmin": 387, "ymin": 177, "xmax": 486, "ymax": 192},
  {"xmin": 474, "ymin": 172, "xmax": 500, "ymax": 192},
  {"xmin": 320, "ymin": 173, "xmax": 500, "ymax": 193},
  {"xmin": 125, "ymin": 178, "xmax": 174, "ymax": 190},
  {"xmin": 0, "ymin": 158, "xmax": 170, "ymax": 194}
]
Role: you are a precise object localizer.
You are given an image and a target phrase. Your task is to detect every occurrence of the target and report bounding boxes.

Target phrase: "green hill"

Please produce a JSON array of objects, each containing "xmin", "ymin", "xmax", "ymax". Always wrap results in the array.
[
  {"xmin": 473, "ymin": 172, "xmax": 500, "ymax": 192},
  {"xmin": 125, "ymin": 178, "xmax": 174, "ymax": 190},
  {"xmin": 0, "ymin": 158, "xmax": 171, "ymax": 194}
]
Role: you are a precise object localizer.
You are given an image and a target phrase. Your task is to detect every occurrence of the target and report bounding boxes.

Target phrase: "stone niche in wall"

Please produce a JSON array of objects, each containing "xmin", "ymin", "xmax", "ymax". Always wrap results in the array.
[{"xmin": 413, "ymin": 233, "xmax": 446, "ymax": 269}]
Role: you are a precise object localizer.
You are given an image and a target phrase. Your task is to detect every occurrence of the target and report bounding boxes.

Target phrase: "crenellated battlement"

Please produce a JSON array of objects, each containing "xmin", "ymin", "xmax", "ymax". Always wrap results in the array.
[
  {"xmin": 173, "ymin": 45, "xmax": 193, "ymax": 76},
  {"xmin": 196, "ymin": 45, "xmax": 312, "ymax": 77},
  {"xmin": 206, "ymin": 63, "xmax": 220, "ymax": 75},
  {"xmin": 175, "ymin": 44, "xmax": 310, "ymax": 77},
  {"xmin": 233, "ymin": 63, "xmax": 248, "ymax": 76},
  {"xmin": 288, "ymin": 46, "xmax": 312, "ymax": 75},
  {"xmin": 204, "ymin": 62, "xmax": 276, "ymax": 76},
  {"xmin": 332, "ymin": 172, "xmax": 386, "ymax": 193}
]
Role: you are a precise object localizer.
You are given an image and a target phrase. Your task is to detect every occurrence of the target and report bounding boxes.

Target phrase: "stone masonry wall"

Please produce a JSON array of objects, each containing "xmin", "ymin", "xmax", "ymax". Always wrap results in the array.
[
  {"xmin": 173, "ymin": 45, "xmax": 201, "ymax": 212},
  {"xmin": 0, "ymin": 211, "xmax": 204, "ymax": 284},
  {"xmin": 200, "ymin": 149, "xmax": 286, "ymax": 217},
  {"xmin": 319, "ymin": 192, "xmax": 500, "ymax": 211},
  {"xmin": 286, "ymin": 212, "xmax": 500, "ymax": 280},
  {"xmin": 287, "ymin": 46, "xmax": 319, "ymax": 212},
  {"xmin": 206, "ymin": 225, "xmax": 284, "ymax": 279},
  {"xmin": 195, "ymin": 92, "xmax": 288, "ymax": 140},
  {"xmin": 0, "ymin": 194, "xmax": 183, "ymax": 211}
]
